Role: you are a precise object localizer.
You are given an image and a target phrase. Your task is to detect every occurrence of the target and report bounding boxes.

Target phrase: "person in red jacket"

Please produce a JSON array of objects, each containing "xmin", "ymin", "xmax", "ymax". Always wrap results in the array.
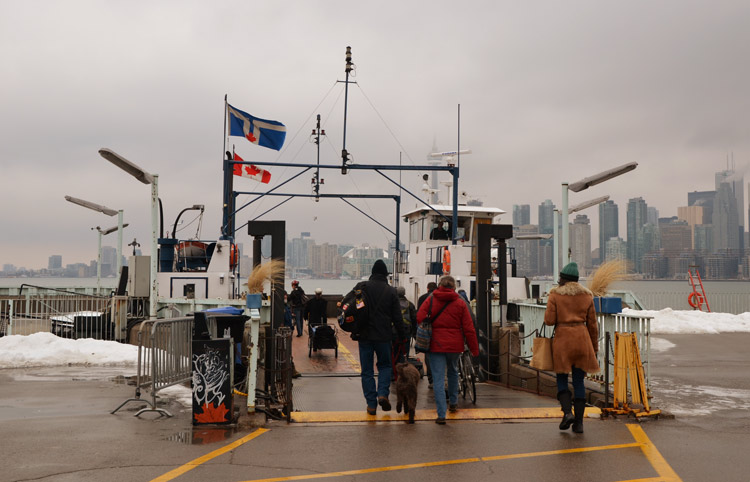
[{"xmin": 417, "ymin": 275, "xmax": 479, "ymax": 424}]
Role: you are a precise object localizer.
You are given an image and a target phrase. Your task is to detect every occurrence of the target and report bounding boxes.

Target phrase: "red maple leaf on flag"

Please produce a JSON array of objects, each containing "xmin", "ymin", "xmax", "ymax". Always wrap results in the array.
[
  {"xmin": 246, "ymin": 132, "xmax": 257, "ymax": 143},
  {"xmin": 244, "ymin": 165, "xmax": 261, "ymax": 176},
  {"xmin": 194, "ymin": 402, "xmax": 229, "ymax": 424}
]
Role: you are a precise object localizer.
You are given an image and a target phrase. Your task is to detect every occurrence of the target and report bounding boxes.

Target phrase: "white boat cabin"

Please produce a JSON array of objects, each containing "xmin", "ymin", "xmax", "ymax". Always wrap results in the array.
[{"xmin": 396, "ymin": 204, "xmax": 525, "ymax": 305}]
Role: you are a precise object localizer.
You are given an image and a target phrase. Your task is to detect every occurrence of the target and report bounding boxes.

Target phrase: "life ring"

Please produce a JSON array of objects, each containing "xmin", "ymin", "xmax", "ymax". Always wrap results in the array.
[
  {"xmin": 688, "ymin": 292, "xmax": 703, "ymax": 309},
  {"xmin": 442, "ymin": 249, "xmax": 451, "ymax": 275}
]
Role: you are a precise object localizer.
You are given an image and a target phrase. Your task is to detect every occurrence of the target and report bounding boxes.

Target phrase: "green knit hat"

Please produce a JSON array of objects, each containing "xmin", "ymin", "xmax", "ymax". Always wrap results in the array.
[{"xmin": 560, "ymin": 262, "xmax": 579, "ymax": 282}]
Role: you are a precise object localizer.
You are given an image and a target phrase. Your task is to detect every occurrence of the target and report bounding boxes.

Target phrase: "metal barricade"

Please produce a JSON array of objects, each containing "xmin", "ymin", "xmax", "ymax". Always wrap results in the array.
[
  {"xmin": 256, "ymin": 326, "xmax": 293, "ymax": 421},
  {"xmin": 1, "ymin": 288, "xmax": 112, "ymax": 339},
  {"xmin": 112, "ymin": 317, "xmax": 193, "ymax": 418}
]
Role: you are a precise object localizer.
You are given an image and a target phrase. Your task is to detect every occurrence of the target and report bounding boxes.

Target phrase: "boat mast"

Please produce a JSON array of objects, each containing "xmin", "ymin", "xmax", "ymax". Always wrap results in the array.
[{"xmin": 341, "ymin": 46, "xmax": 353, "ymax": 174}]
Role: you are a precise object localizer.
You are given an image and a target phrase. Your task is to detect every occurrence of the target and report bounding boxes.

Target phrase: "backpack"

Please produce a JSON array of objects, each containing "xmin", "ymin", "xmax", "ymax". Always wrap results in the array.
[
  {"xmin": 338, "ymin": 284, "xmax": 371, "ymax": 337},
  {"xmin": 399, "ymin": 300, "xmax": 416, "ymax": 338}
]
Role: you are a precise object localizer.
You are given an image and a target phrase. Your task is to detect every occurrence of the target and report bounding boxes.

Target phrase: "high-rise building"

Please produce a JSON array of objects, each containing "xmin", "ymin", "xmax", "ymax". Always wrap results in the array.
[
  {"xmin": 659, "ymin": 219, "xmax": 692, "ymax": 254},
  {"xmin": 627, "ymin": 197, "xmax": 648, "ymax": 272},
  {"xmin": 48, "ymin": 255, "xmax": 62, "ymax": 270},
  {"xmin": 694, "ymin": 225, "xmax": 714, "ymax": 253},
  {"xmin": 509, "ymin": 224, "xmax": 539, "ymax": 276},
  {"xmin": 538, "ymin": 200, "xmax": 555, "ymax": 235},
  {"xmin": 677, "ymin": 205, "xmax": 706, "ymax": 249},
  {"xmin": 512, "ymin": 204, "xmax": 531, "ymax": 227},
  {"xmin": 570, "ymin": 215, "xmax": 592, "ymax": 270},
  {"xmin": 101, "ymin": 246, "xmax": 116, "ymax": 277},
  {"xmin": 598, "ymin": 200, "xmax": 618, "ymax": 264},
  {"xmin": 688, "ymin": 190, "xmax": 716, "ymax": 224},
  {"xmin": 605, "ymin": 237, "xmax": 627, "ymax": 263},
  {"xmin": 715, "ymin": 168, "xmax": 744, "ymax": 255},
  {"xmin": 713, "ymin": 181, "xmax": 740, "ymax": 253},
  {"xmin": 647, "ymin": 207, "xmax": 659, "ymax": 226}
]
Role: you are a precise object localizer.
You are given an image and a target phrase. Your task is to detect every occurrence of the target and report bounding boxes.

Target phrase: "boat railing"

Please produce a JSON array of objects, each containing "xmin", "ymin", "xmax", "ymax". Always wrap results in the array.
[{"xmin": 512, "ymin": 302, "xmax": 654, "ymax": 392}]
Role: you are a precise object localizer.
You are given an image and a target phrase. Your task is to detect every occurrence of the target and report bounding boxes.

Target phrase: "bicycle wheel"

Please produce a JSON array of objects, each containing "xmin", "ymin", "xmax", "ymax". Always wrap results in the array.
[
  {"xmin": 463, "ymin": 353, "xmax": 477, "ymax": 404},
  {"xmin": 457, "ymin": 355, "xmax": 467, "ymax": 399}
]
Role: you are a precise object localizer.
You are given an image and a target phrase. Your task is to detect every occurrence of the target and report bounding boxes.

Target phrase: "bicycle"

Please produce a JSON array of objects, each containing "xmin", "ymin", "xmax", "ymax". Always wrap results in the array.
[{"xmin": 457, "ymin": 348, "xmax": 477, "ymax": 404}]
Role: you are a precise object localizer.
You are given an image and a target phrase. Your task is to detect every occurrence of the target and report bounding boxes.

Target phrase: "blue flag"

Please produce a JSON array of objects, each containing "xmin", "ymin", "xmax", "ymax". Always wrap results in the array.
[{"xmin": 227, "ymin": 104, "xmax": 286, "ymax": 151}]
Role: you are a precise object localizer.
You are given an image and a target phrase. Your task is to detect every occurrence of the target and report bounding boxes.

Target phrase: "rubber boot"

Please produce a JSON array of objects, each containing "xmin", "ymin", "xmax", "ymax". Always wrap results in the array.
[
  {"xmin": 557, "ymin": 390, "xmax": 574, "ymax": 430},
  {"xmin": 572, "ymin": 398, "xmax": 586, "ymax": 433}
]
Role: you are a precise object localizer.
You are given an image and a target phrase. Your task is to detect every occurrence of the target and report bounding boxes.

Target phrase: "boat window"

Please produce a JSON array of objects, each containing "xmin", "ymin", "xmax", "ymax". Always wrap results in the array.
[
  {"xmin": 410, "ymin": 218, "xmax": 425, "ymax": 243},
  {"xmin": 429, "ymin": 217, "xmax": 450, "ymax": 240}
]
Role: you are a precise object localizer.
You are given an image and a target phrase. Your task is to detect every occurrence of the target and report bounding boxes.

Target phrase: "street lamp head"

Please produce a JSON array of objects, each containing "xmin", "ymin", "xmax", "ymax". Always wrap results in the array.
[
  {"xmin": 65, "ymin": 195, "xmax": 118, "ymax": 216},
  {"xmin": 99, "ymin": 148, "xmax": 154, "ymax": 185},
  {"xmin": 515, "ymin": 234, "xmax": 553, "ymax": 240},
  {"xmin": 568, "ymin": 162, "xmax": 638, "ymax": 193},
  {"xmin": 99, "ymin": 223, "xmax": 129, "ymax": 236},
  {"xmin": 568, "ymin": 195, "xmax": 610, "ymax": 214}
]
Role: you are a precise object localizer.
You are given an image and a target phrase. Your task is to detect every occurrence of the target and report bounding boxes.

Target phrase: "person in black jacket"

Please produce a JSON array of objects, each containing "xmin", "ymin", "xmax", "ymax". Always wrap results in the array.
[
  {"xmin": 288, "ymin": 280, "xmax": 306, "ymax": 337},
  {"xmin": 304, "ymin": 288, "xmax": 328, "ymax": 333},
  {"xmin": 344, "ymin": 259, "xmax": 406, "ymax": 415}
]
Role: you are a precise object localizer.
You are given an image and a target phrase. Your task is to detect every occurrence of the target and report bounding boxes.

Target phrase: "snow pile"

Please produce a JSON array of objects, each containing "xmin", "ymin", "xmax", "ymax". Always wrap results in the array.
[
  {"xmin": 624, "ymin": 308, "xmax": 750, "ymax": 334},
  {"xmin": 0, "ymin": 332, "xmax": 138, "ymax": 369}
]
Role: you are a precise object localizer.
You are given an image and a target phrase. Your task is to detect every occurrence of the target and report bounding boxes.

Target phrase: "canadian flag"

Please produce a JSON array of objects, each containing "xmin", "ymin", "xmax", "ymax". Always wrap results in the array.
[{"xmin": 232, "ymin": 153, "xmax": 271, "ymax": 184}]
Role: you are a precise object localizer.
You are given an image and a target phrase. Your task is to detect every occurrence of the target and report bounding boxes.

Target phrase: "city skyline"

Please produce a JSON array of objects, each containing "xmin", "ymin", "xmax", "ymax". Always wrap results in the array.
[{"xmin": 3, "ymin": 2, "xmax": 750, "ymax": 271}]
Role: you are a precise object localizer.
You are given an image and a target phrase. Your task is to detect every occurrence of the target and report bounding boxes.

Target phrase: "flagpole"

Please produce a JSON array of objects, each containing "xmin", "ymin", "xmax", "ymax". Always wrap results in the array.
[{"xmin": 222, "ymin": 95, "xmax": 233, "ymax": 240}]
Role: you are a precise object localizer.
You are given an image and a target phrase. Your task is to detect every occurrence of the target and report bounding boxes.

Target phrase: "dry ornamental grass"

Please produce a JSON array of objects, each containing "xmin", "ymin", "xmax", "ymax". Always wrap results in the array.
[
  {"xmin": 246, "ymin": 259, "xmax": 285, "ymax": 295},
  {"xmin": 586, "ymin": 260, "xmax": 630, "ymax": 297}
]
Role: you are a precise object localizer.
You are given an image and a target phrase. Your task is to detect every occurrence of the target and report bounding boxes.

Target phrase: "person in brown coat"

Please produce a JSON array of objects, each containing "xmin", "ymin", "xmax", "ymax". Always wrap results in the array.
[{"xmin": 544, "ymin": 262, "xmax": 599, "ymax": 433}]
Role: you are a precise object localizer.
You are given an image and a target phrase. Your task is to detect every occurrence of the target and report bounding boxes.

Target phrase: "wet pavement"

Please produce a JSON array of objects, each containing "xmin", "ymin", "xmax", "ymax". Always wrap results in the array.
[{"xmin": 2, "ymin": 331, "xmax": 749, "ymax": 481}]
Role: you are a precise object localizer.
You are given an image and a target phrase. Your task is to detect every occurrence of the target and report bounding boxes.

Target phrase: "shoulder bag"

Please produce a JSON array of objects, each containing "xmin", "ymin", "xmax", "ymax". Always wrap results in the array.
[
  {"xmin": 414, "ymin": 296, "xmax": 453, "ymax": 353},
  {"xmin": 530, "ymin": 323, "xmax": 555, "ymax": 371}
]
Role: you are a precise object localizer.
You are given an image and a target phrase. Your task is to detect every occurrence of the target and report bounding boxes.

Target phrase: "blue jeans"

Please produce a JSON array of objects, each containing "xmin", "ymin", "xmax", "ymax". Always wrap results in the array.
[
  {"xmin": 556, "ymin": 366, "xmax": 586, "ymax": 399},
  {"xmin": 428, "ymin": 352, "xmax": 460, "ymax": 418},
  {"xmin": 292, "ymin": 308, "xmax": 303, "ymax": 335},
  {"xmin": 358, "ymin": 340, "xmax": 393, "ymax": 409}
]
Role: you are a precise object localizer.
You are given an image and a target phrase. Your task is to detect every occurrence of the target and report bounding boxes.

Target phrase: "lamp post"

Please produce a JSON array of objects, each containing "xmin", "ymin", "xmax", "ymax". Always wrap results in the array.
[
  {"xmin": 561, "ymin": 162, "xmax": 637, "ymax": 269},
  {"xmin": 92, "ymin": 223, "xmax": 129, "ymax": 294},
  {"xmin": 65, "ymin": 195, "xmax": 125, "ymax": 282},
  {"xmin": 99, "ymin": 148, "xmax": 158, "ymax": 318},
  {"xmin": 555, "ymin": 195, "xmax": 611, "ymax": 275}
]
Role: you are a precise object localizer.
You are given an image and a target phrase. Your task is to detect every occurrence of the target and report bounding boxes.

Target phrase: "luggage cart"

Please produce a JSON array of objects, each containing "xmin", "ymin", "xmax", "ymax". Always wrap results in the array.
[{"xmin": 308, "ymin": 323, "xmax": 338, "ymax": 358}]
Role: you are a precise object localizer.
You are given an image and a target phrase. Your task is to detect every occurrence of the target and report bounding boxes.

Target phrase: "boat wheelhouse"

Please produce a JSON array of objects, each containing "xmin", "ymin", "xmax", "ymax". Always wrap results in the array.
[{"xmin": 395, "ymin": 203, "xmax": 528, "ymax": 305}]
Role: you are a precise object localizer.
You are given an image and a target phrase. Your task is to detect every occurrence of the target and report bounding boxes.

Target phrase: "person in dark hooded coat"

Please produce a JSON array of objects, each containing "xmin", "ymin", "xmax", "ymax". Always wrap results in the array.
[{"xmin": 343, "ymin": 259, "xmax": 406, "ymax": 415}]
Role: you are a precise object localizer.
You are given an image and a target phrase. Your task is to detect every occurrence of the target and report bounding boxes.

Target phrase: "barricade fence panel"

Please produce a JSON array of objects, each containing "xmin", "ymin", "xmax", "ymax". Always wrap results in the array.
[{"xmin": 112, "ymin": 318, "xmax": 193, "ymax": 418}]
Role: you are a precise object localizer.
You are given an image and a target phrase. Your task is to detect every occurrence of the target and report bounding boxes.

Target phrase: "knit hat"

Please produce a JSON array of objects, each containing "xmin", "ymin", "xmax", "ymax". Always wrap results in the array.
[
  {"xmin": 371, "ymin": 259, "xmax": 389, "ymax": 276},
  {"xmin": 560, "ymin": 262, "xmax": 579, "ymax": 282},
  {"xmin": 396, "ymin": 286, "xmax": 406, "ymax": 297}
]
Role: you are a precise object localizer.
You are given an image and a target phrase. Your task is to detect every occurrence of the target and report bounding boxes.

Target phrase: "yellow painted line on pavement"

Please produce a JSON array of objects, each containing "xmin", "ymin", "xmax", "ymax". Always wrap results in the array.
[
  {"xmin": 336, "ymin": 341, "xmax": 360, "ymax": 373},
  {"xmin": 627, "ymin": 424, "xmax": 683, "ymax": 481},
  {"xmin": 241, "ymin": 441, "xmax": 640, "ymax": 482},
  {"xmin": 151, "ymin": 428, "xmax": 269, "ymax": 482},
  {"xmin": 291, "ymin": 406, "xmax": 601, "ymax": 423}
]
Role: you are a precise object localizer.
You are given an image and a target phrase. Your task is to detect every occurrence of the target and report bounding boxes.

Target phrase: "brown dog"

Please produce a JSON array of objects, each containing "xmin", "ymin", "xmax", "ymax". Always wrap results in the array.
[{"xmin": 394, "ymin": 362, "xmax": 420, "ymax": 423}]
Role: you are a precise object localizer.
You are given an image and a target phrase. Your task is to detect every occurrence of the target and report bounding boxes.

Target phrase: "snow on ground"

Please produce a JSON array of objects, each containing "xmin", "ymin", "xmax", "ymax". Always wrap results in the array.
[
  {"xmin": 0, "ymin": 332, "xmax": 137, "ymax": 369},
  {"xmin": 624, "ymin": 308, "xmax": 750, "ymax": 334}
]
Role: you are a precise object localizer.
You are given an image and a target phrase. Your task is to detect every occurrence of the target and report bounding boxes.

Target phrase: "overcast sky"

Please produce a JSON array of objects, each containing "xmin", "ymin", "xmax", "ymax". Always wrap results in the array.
[{"xmin": 2, "ymin": 0, "xmax": 749, "ymax": 270}]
